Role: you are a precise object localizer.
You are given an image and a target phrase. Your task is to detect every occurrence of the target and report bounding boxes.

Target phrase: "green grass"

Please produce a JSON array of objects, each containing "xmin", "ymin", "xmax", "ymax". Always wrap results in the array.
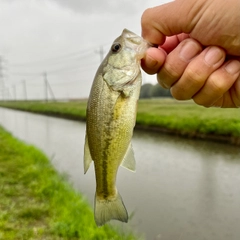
[
  {"xmin": 0, "ymin": 98, "xmax": 239, "ymax": 144},
  {"xmin": 0, "ymin": 100, "xmax": 87, "ymax": 121},
  {"xmin": 0, "ymin": 126, "xmax": 138, "ymax": 240},
  {"xmin": 137, "ymin": 99, "xmax": 240, "ymax": 136}
]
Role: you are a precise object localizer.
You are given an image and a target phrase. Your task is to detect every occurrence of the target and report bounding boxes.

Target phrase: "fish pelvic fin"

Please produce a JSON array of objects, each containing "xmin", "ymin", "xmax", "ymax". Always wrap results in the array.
[
  {"xmin": 84, "ymin": 134, "xmax": 93, "ymax": 174},
  {"xmin": 94, "ymin": 191, "xmax": 128, "ymax": 226},
  {"xmin": 121, "ymin": 143, "xmax": 136, "ymax": 172}
]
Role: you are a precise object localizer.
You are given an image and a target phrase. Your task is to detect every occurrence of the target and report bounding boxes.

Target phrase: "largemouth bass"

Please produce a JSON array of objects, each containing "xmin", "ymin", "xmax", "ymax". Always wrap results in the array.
[{"xmin": 84, "ymin": 29, "xmax": 148, "ymax": 226}]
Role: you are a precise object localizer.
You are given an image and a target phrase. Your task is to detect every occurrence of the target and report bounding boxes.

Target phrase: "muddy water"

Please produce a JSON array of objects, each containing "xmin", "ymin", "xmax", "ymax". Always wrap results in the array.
[{"xmin": 0, "ymin": 107, "xmax": 240, "ymax": 240}]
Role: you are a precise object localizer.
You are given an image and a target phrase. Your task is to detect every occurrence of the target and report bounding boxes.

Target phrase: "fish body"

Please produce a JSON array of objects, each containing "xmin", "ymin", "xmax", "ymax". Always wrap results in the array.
[{"xmin": 84, "ymin": 29, "xmax": 148, "ymax": 226}]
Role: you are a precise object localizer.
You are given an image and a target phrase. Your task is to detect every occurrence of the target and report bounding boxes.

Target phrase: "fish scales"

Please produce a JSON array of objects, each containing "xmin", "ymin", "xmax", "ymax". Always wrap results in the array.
[{"xmin": 84, "ymin": 29, "xmax": 148, "ymax": 226}]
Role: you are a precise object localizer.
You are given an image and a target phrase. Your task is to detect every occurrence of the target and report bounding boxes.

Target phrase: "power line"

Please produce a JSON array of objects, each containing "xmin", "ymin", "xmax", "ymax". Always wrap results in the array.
[
  {"xmin": 9, "ymin": 72, "xmax": 42, "ymax": 77},
  {"xmin": 9, "ymin": 59, "xmax": 99, "ymax": 77},
  {"xmin": 48, "ymin": 79, "xmax": 82, "ymax": 86},
  {"xmin": 9, "ymin": 48, "xmax": 94, "ymax": 67},
  {"xmin": 9, "ymin": 41, "xmax": 111, "ymax": 68},
  {"xmin": 6, "ymin": 42, "xmax": 111, "ymax": 80},
  {"xmin": 3, "ymin": 43, "xmax": 113, "ymax": 100}
]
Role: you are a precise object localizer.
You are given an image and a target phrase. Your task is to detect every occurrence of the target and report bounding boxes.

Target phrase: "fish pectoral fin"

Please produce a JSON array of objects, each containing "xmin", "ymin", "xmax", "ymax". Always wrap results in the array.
[
  {"xmin": 94, "ymin": 191, "xmax": 128, "ymax": 226},
  {"xmin": 121, "ymin": 143, "xmax": 136, "ymax": 172},
  {"xmin": 84, "ymin": 134, "xmax": 93, "ymax": 174}
]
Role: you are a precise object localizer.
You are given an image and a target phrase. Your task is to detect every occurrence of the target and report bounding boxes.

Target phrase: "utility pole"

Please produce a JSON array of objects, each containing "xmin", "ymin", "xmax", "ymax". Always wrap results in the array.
[
  {"xmin": 44, "ymin": 72, "xmax": 48, "ymax": 102},
  {"xmin": 5, "ymin": 88, "xmax": 10, "ymax": 100},
  {"xmin": 13, "ymin": 84, "xmax": 16, "ymax": 101},
  {"xmin": 46, "ymin": 80, "xmax": 56, "ymax": 101},
  {"xmin": 96, "ymin": 46, "xmax": 104, "ymax": 63},
  {"xmin": 43, "ymin": 72, "xmax": 56, "ymax": 102},
  {"xmin": 22, "ymin": 79, "xmax": 27, "ymax": 100}
]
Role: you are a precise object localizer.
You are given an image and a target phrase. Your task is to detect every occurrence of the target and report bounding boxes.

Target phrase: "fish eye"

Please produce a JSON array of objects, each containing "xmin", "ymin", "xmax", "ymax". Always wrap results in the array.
[{"xmin": 111, "ymin": 43, "xmax": 121, "ymax": 53}]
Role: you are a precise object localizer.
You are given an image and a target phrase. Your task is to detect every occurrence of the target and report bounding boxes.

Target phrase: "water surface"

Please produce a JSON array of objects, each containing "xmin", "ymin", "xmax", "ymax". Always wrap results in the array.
[{"xmin": 0, "ymin": 107, "xmax": 240, "ymax": 240}]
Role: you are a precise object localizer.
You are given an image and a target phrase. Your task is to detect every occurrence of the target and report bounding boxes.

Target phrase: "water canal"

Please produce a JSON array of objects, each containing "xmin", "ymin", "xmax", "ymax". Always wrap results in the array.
[{"xmin": 0, "ymin": 107, "xmax": 240, "ymax": 240}]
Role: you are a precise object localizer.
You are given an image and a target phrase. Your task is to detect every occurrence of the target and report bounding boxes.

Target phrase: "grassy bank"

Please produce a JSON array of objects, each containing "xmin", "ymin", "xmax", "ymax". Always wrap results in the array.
[
  {"xmin": 137, "ymin": 99, "xmax": 240, "ymax": 145},
  {"xmin": 0, "ymin": 99, "xmax": 239, "ymax": 145},
  {"xmin": 0, "ymin": 126, "xmax": 137, "ymax": 240},
  {"xmin": 0, "ymin": 101, "xmax": 87, "ymax": 121}
]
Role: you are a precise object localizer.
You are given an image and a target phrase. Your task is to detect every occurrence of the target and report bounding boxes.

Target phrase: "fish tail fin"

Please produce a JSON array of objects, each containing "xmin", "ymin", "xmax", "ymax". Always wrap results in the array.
[{"xmin": 94, "ymin": 190, "xmax": 128, "ymax": 226}]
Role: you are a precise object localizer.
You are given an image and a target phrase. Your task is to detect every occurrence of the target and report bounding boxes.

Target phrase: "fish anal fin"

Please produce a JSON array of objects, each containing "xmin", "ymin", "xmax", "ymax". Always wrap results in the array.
[
  {"xmin": 94, "ymin": 191, "xmax": 128, "ymax": 226},
  {"xmin": 84, "ymin": 134, "xmax": 93, "ymax": 174},
  {"xmin": 121, "ymin": 143, "xmax": 136, "ymax": 172}
]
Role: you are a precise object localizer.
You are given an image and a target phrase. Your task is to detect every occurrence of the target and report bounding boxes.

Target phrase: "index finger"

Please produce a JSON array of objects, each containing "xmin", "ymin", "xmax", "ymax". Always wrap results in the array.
[{"xmin": 161, "ymin": 34, "xmax": 189, "ymax": 53}]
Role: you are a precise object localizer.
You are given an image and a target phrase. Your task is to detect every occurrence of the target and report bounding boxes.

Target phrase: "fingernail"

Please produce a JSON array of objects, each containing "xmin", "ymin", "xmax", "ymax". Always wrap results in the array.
[
  {"xmin": 225, "ymin": 60, "xmax": 240, "ymax": 75},
  {"xmin": 180, "ymin": 41, "xmax": 201, "ymax": 61},
  {"xmin": 204, "ymin": 46, "xmax": 224, "ymax": 66}
]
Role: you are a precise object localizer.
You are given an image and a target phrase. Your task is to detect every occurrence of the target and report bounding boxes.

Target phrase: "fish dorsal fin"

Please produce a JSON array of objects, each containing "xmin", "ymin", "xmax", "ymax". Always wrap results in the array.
[
  {"xmin": 84, "ymin": 134, "xmax": 93, "ymax": 174},
  {"xmin": 121, "ymin": 143, "xmax": 136, "ymax": 172}
]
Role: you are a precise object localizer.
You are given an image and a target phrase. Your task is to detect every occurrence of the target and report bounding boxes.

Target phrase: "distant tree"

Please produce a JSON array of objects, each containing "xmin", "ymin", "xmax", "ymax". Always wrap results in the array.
[
  {"xmin": 140, "ymin": 83, "xmax": 172, "ymax": 98},
  {"xmin": 150, "ymin": 84, "xmax": 172, "ymax": 98},
  {"xmin": 140, "ymin": 83, "xmax": 153, "ymax": 98}
]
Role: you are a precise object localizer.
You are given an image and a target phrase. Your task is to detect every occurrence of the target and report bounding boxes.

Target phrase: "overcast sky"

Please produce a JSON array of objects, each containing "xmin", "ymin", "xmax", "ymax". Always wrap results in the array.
[{"xmin": 0, "ymin": 0, "xmax": 171, "ymax": 100}]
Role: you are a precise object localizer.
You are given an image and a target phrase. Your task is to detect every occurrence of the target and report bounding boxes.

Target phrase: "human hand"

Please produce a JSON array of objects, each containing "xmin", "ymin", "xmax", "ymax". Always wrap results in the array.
[{"xmin": 141, "ymin": 0, "xmax": 240, "ymax": 108}]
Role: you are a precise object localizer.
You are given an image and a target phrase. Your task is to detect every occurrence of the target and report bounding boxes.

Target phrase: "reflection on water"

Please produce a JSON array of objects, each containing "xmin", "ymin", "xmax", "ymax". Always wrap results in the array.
[{"xmin": 0, "ymin": 107, "xmax": 240, "ymax": 240}]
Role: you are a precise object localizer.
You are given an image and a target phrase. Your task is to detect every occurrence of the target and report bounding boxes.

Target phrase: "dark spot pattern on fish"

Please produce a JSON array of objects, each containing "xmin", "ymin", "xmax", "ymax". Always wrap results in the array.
[
  {"xmin": 102, "ymin": 136, "xmax": 110, "ymax": 199},
  {"xmin": 101, "ymin": 94, "xmax": 114, "ymax": 199}
]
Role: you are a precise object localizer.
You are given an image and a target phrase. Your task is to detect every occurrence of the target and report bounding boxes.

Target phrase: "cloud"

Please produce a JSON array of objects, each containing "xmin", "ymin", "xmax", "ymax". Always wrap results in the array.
[
  {"xmin": 0, "ymin": 0, "xmax": 169, "ymax": 99},
  {"xmin": 49, "ymin": 0, "xmax": 144, "ymax": 15}
]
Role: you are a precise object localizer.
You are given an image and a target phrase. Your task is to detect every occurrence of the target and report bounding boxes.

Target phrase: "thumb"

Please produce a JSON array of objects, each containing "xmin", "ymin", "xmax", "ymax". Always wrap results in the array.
[{"xmin": 141, "ymin": 0, "xmax": 201, "ymax": 45}]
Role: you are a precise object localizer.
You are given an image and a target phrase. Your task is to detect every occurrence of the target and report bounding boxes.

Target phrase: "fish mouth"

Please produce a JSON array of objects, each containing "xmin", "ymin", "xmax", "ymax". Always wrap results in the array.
[
  {"xmin": 122, "ymin": 29, "xmax": 150, "ymax": 60},
  {"xmin": 135, "ymin": 41, "xmax": 150, "ymax": 60}
]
